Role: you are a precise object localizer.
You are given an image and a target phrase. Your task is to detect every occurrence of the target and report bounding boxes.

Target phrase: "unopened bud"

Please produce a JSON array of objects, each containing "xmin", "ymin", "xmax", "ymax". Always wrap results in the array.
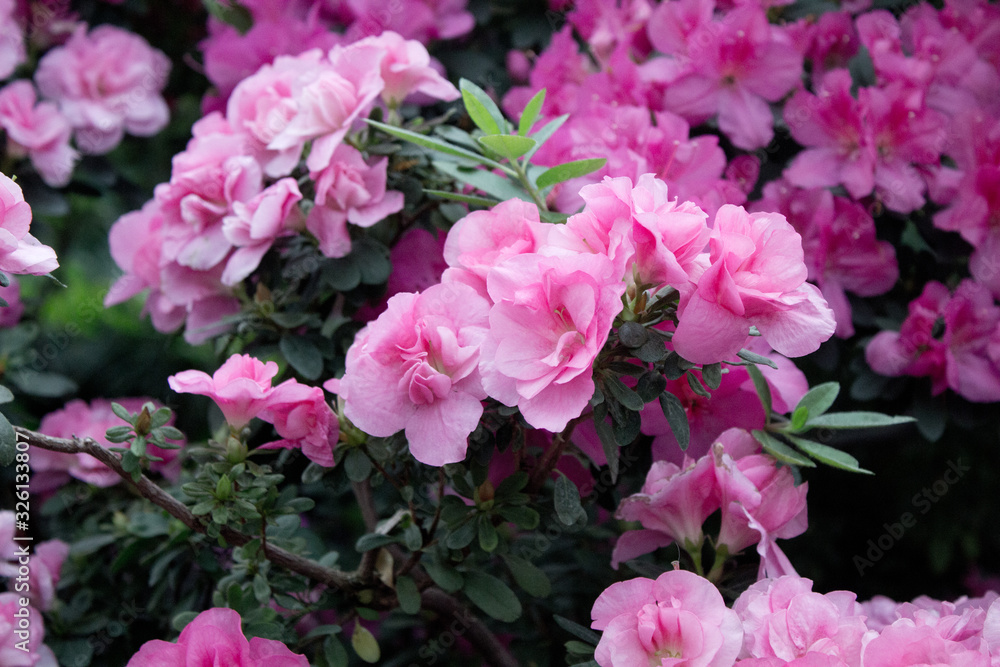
[
  {"xmin": 135, "ymin": 407, "xmax": 152, "ymax": 436},
  {"xmin": 215, "ymin": 475, "xmax": 232, "ymax": 501},
  {"xmin": 477, "ymin": 480, "xmax": 495, "ymax": 504},
  {"xmin": 226, "ymin": 436, "xmax": 248, "ymax": 463}
]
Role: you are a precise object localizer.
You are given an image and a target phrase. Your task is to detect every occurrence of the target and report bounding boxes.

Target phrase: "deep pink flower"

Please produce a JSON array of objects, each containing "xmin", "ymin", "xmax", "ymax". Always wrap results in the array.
[
  {"xmin": 734, "ymin": 576, "xmax": 868, "ymax": 663},
  {"xmin": 0, "ymin": 173, "xmax": 58, "ymax": 276},
  {"xmin": 34, "ymin": 398, "xmax": 182, "ymax": 489},
  {"xmin": 591, "ymin": 570, "xmax": 744, "ymax": 667},
  {"xmin": 305, "ymin": 144, "xmax": 404, "ymax": 258},
  {"xmin": 351, "ymin": 31, "xmax": 459, "ymax": 106},
  {"xmin": 35, "ymin": 24, "xmax": 170, "ymax": 154},
  {"xmin": 0, "ymin": 593, "xmax": 57, "ymax": 667},
  {"xmin": 339, "ymin": 281, "xmax": 490, "ymax": 466},
  {"xmin": 268, "ymin": 42, "xmax": 385, "ymax": 172},
  {"xmin": 442, "ymin": 198, "xmax": 553, "ymax": 298},
  {"xmin": 673, "ymin": 204, "xmax": 835, "ymax": 365},
  {"xmin": 338, "ymin": 0, "xmax": 474, "ymax": 44},
  {"xmin": 126, "ymin": 607, "xmax": 308, "ymax": 667},
  {"xmin": 221, "ymin": 177, "xmax": 303, "ymax": 285},
  {"xmin": 613, "ymin": 455, "xmax": 718, "ymax": 568},
  {"xmin": 0, "ymin": 0, "xmax": 25, "ymax": 81},
  {"xmin": 169, "ymin": 354, "xmax": 280, "ymax": 429},
  {"xmin": 712, "ymin": 429, "xmax": 809, "ymax": 579},
  {"xmin": 0, "ymin": 81, "xmax": 77, "ymax": 187},
  {"xmin": 0, "ymin": 276, "xmax": 23, "ymax": 327},
  {"xmin": 259, "ymin": 379, "xmax": 338, "ymax": 467},
  {"xmin": 479, "ymin": 252, "xmax": 626, "ymax": 432}
]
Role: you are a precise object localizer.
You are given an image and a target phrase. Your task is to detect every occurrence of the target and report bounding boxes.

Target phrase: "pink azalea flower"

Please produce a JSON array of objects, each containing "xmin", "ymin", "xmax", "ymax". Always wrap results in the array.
[
  {"xmin": 479, "ymin": 252, "xmax": 626, "ymax": 433},
  {"xmin": 0, "ymin": 0, "xmax": 25, "ymax": 81},
  {"xmin": 861, "ymin": 619, "xmax": 990, "ymax": 667},
  {"xmin": 0, "ymin": 520, "xmax": 69, "ymax": 612},
  {"xmin": 169, "ymin": 354, "xmax": 280, "ymax": 429},
  {"xmin": 305, "ymin": 143, "xmax": 404, "ymax": 258},
  {"xmin": 591, "ymin": 570, "xmax": 744, "ymax": 667},
  {"xmin": 268, "ymin": 42, "xmax": 385, "ymax": 172},
  {"xmin": 35, "ymin": 24, "xmax": 170, "ymax": 154},
  {"xmin": 126, "ymin": 607, "xmax": 308, "ymax": 667},
  {"xmin": 0, "ymin": 276, "xmax": 24, "ymax": 328},
  {"xmin": 0, "ymin": 80, "xmax": 77, "ymax": 187},
  {"xmin": 0, "ymin": 173, "xmax": 58, "ymax": 276},
  {"xmin": 442, "ymin": 198, "xmax": 553, "ymax": 298},
  {"xmin": 712, "ymin": 428, "xmax": 809, "ymax": 579},
  {"xmin": 259, "ymin": 379, "xmax": 338, "ymax": 467},
  {"xmin": 797, "ymin": 11, "xmax": 860, "ymax": 88},
  {"xmin": 338, "ymin": 0, "xmax": 474, "ymax": 44},
  {"xmin": 613, "ymin": 454, "xmax": 718, "ymax": 568},
  {"xmin": 351, "ymin": 31, "xmax": 459, "ymax": 106},
  {"xmin": 673, "ymin": 204, "xmax": 835, "ymax": 365},
  {"xmin": 33, "ymin": 398, "xmax": 182, "ymax": 489},
  {"xmin": 339, "ymin": 281, "xmax": 490, "ymax": 466},
  {"xmin": 0, "ymin": 593, "xmax": 57, "ymax": 667},
  {"xmin": 502, "ymin": 27, "xmax": 593, "ymax": 122},
  {"xmin": 567, "ymin": 0, "xmax": 655, "ymax": 63},
  {"xmin": 355, "ymin": 227, "xmax": 448, "ymax": 321},
  {"xmin": 221, "ymin": 177, "xmax": 303, "ymax": 285},
  {"xmin": 662, "ymin": 5, "xmax": 803, "ymax": 150},
  {"xmin": 734, "ymin": 576, "xmax": 868, "ymax": 664}
]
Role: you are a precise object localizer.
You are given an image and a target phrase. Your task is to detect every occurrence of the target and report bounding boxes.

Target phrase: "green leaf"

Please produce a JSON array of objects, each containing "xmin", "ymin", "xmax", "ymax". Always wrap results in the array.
[
  {"xmin": 751, "ymin": 430, "xmax": 815, "ymax": 468},
  {"xmin": 636, "ymin": 372, "xmax": 667, "ymax": 403},
  {"xmin": 351, "ymin": 622, "xmax": 381, "ymax": 663},
  {"xmin": 735, "ymin": 349, "xmax": 779, "ymax": 369},
  {"xmin": 566, "ymin": 641, "xmax": 596, "ymax": 657},
  {"xmin": 804, "ymin": 412, "xmax": 917, "ymax": 430},
  {"xmin": 794, "ymin": 382, "xmax": 840, "ymax": 420},
  {"xmin": 424, "ymin": 560, "xmax": 464, "ymax": 593},
  {"xmin": 518, "ymin": 89, "xmax": 546, "ymax": 136},
  {"xmin": 525, "ymin": 114, "xmax": 569, "ymax": 163},
  {"xmin": 478, "ymin": 134, "xmax": 537, "ymax": 160},
  {"xmin": 498, "ymin": 505, "xmax": 540, "ymax": 530},
  {"xmin": 463, "ymin": 571, "xmax": 522, "ymax": 622},
  {"xmin": 478, "ymin": 515, "xmax": 499, "ymax": 552},
  {"xmin": 658, "ymin": 392, "xmax": 690, "ymax": 451},
  {"xmin": 0, "ymin": 413, "xmax": 16, "ymax": 467},
  {"xmin": 0, "ymin": 385, "xmax": 13, "ymax": 404},
  {"xmin": 355, "ymin": 533, "xmax": 398, "ymax": 552},
  {"xmin": 495, "ymin": 471, "xmax": 529, "ymax": 498},
  {"xmin": 252, "ymin": 573, "xmax": 271, "ymax": 603},
  {"xmin": 424, "ymin": 189, "xmax": 499, "ymax": 208},
  {"xmin": 702, "ymin": 363, "xmax": 722, "ymax": 390},
  {"xmin": 460, "ymin": 78, "xmax": 506, "ymax": 136},
  {"xmin": 7, "ymin": 369, "xmax": 76, "ymax": 397},
  {"xmin": 202, "ymin": 0, "xmax": 252, "ymax": 33},
  {"xmin": 324, "ymin": 636, "xmax": 349, "ymax": 667},
  {"xmin": 352, "ymin": 238, "xmax": 392, "ymax": 285},
  {"xmin": 433, "ymin": 161, "xmax": 532, "ymax": 203},
  {"xmin": 535, "ymin": 158, "xmax": 607, "ymax": 190},
  {"xmin": 172, "ymin": 611, "xmax": 199, "ymax": 632},
  {"xmin": 104, "ymin": 425, "xmax": 133, "ymax": 443},
  {"xmin": 365, "ymin": 120, "xmax": 505, "ymax": 171},
  {"xmin": 503, "ymin": 554, "xmax": 551, "ymax": 598},
  {"xmin": 395, "ymin": 575, "xmax": 421, "ymax": 614},
  {"xmin": 786, "ymin": 435, "xmax": 873, "ymax": 474},
  {"xmin": 279, "ymin": 335, "xmax": 324, "ymax": 380},
  {"xmin": 553, "ymin": 615, "xmax": 602, "ymax": 645},
  {"xmin": 790, "ymin": 406, "xmax": 809, "ymax": 432},
  {"xmin": 445, "ymin": 519, "xmax": 478, "ymax": 549},
  {"xmin": 745, "ymin": 365, "xmax": 772, "ymax": 418},
  {"xmin": 604, "ymin": 376, "xmax": 644, "ymax": 411},
  {"xmin": 594, "ymin": 410, "xmax": 619, "ymax": 482},
  {"xmin": 554, "ymin": 474, "xmax": 585, "ymax": 525},
  {"xmin": 344, "ymin": 449, "xmax": 373, "ymax": 482}
]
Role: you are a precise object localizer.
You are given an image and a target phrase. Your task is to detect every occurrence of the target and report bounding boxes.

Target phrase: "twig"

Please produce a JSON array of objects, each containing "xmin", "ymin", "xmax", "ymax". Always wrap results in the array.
[
  {"xmin": 420, "ymin": 588, "xmax": 520, "ymax": 667},
  {"xmin": 526, "ymin": 413, "xmax": 590, "ymax": 493}
]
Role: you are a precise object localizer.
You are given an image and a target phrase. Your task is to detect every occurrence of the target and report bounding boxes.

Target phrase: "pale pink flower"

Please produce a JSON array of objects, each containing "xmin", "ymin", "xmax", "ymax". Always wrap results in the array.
[
  {"xmin": 339, "ymin": 0, "xmax": 474, "ymax": 44},
  {"xmin": 221, "ymin": 177, "xmax": 303, "ymax": 285},
  {"xmin": 0, "ymin": 173, "xmax": 58, "ymax": 276},
  {"xmin": 712, "ymin": 428, "xmax": 809, "ymax": 579},
  {"xmin": 0, "ymin": 276, "xmax": 23, "ymax": 327},
  {"xmin": 673, "ymin": 204, "xmax": 835, "ymax": 365},
  {"xmin": 259, "ymin": 379, "xmax": 338, "ymax": 467},
  {"xmin": 268, "ymin": 42, "xmax": 385, "ymax": 172},
  {"xmin": 126, "ymin": 607, "xmax": 308, "ymax": 667},
  {"xmin": 613, "ymin": 454, "xmax": 718, "ymax": 568},
  {"xmin": 35, "ymin": 24, "xmax": 170, "ymax": 154},
  {"xmin": 479, "ymin": 252, "xmax": 626, "ymax": 432},
  {"xmin": 0, "ymin": 81, "xmax": 77, "ymax": 187},
  {"xmin": 734, "ymin": 576, "xmax": 868, "ymax": 664},
  {"xmin": 442, "ymin": 198, "xmax": 553, "ymax": 298},
  {"xmin": 168, "ymin": 354, "xmax": 280, "ymax": 429},
  {"xmin": 591, "ymin": 570, "xmax": 744, "ymax": 667},
  {"xmin": 33, "ymin": 398, "xmax": 182, "ymax": 489},
  {"xmin": 305, "ymin": 143, "xmax": 404, "ymax": 258},
  {"xmin": 352, "ymin": 31, "xmax": 459, "ymax": 106},
  {"xmin": 0, "ymin": 0, "xmax": 25, "ymax": 81},
  {"xmin": 0, "ymin": 525, "xmax": 68, "ymax": 612},
  {"xmin": 339, "ymin": 281, "xmax": 490, "ymax": 466},
  {"xmin": 0, "ymin": 593, "xmax": 57, "ymax": 667},
  {"xmin": 861, "ymin": 619, "xmax": 990, "ymax": 667}
]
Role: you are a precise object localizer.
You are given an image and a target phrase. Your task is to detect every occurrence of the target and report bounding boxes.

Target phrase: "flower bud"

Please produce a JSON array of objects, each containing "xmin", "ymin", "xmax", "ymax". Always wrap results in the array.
[
  {"xmin": 215, "ymin": 474, "xmax": 232, "ymax": 501},
  {"xmin": 226, "ymin": 436, "xmax": 248, "ymax": 463}
]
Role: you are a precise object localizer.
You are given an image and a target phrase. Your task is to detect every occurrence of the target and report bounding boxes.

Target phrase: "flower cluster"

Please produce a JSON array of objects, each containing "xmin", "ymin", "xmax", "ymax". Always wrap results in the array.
[
  {"xmin": 0, "ymin": 173, "xmax": 57, "ymax": 277},
  {"xmin": 169, "ymin": 353, "xmax": 338, "ymax": 467},
  {"xmin": 0, "ymin": 512, "xmax": 67, "ymax": 612},
  {"xmin": 337, "ymin": 174, "xmax": 833, "ymax": 466},
  {"xmin": 106, "ymin": 31, "xmax": 458, "ymax": 343},
  {"xmin": 0, "ymin": 13, "xmax": 170, "ymax": 186},
  {"xmin": 591, "ymin": 571, "xmax": 1000, "ymax": 667},
  {"xmin": 507, "ymin": 0, "xmax": 1000, "ymax": 404}
]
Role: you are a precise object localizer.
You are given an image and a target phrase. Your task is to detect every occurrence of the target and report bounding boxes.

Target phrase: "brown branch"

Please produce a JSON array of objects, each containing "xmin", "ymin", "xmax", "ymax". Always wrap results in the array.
[
  {"xmin": 526, "ymin": 412, "xmax": 590, "ymax": 493},
  {"xmin": 19, "ymin": 426, "xmax": 521, "ymax": 667}
]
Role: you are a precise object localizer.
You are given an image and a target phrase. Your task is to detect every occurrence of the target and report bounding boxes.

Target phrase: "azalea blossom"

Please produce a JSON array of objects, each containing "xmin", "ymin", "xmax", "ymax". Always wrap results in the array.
[{"xmin": 168, "ymin": 354, "xmax": 280, "ymax": 429}]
